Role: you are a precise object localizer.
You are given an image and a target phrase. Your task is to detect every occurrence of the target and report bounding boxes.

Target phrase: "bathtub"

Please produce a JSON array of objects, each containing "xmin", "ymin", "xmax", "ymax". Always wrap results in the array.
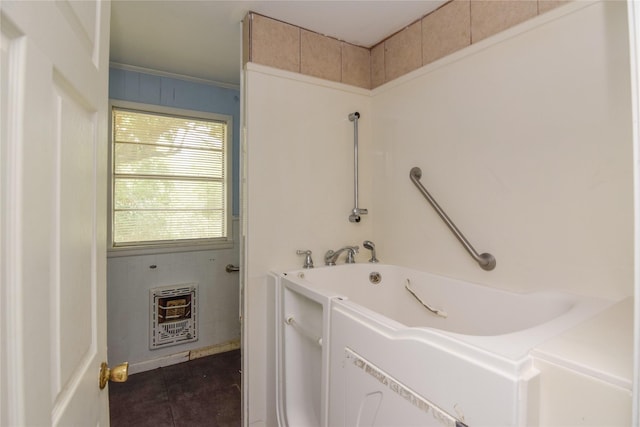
[{"xmin": 274, "ymin": 264, "xmax": 614, "ymax": 427}]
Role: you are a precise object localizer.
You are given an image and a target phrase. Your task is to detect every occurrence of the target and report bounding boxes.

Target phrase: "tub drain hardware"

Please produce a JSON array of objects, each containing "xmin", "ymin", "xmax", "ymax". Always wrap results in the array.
[
  {"xmin": 405, "ymin": 279, "xmax": 448, "ymax": 318},
  {"xmin": 369, "ymin": 271, "xmax": 382, "ymax": 284}
]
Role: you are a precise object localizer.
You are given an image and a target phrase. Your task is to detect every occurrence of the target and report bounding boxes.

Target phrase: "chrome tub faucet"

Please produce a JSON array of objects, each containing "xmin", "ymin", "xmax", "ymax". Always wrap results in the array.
[{"xmin": 324, "ymin": 246, "xmax": 359, "ymax": 266}]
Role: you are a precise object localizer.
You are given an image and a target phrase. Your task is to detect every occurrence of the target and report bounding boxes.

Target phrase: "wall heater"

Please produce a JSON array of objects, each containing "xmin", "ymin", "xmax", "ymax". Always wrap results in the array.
[{"xmin": 150, "ymin": 284, "xmax": 198, "ymax": 349}]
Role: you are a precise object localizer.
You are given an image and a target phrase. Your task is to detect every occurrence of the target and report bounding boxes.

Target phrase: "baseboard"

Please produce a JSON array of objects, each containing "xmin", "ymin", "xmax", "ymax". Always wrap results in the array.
[
  {"xmin": 189, "ymin": 339, "xmax": 241, "ymax": 360},
  {"xmin": 128, "ymin": 339, "xmax": 241, "ymax": 374},
  {"xmin": 128, "ymin": 351, "xmax": 190, "ymax": 375}
]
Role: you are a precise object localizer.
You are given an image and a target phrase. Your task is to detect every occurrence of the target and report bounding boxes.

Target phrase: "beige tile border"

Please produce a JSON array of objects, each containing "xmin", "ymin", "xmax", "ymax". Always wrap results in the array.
[{"xmin": 244, "ymin": 1, "xmax": 569, "ymax": 90}]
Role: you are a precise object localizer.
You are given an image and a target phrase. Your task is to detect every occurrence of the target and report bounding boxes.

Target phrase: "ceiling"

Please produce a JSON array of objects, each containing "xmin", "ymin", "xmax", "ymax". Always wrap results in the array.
[{"xmin": 109, "ymin": 1, "xmax": 447, "ymax": 87}]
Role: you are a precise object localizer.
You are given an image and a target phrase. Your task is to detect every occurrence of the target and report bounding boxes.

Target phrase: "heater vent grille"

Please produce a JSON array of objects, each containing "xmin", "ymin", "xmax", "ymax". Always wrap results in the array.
[{"xmin": 150, "ymin": 284, "xmax": 198, "ymax": 349}]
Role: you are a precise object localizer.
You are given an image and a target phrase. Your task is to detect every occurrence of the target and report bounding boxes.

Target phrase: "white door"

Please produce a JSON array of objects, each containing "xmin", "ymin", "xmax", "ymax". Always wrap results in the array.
[
  {"xmin": 1, "ymin": 1, "xmax": 111, "ymax": 425},
  {"xmin": 628, "ymin": 2, "xmax": 640, "ymax": 424}
]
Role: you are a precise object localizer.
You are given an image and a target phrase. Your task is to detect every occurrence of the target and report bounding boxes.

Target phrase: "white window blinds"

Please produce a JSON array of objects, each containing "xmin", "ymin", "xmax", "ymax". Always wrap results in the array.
[{"xmin": 112, "ymin": 107, "xmax": 228, "ymax": 246}]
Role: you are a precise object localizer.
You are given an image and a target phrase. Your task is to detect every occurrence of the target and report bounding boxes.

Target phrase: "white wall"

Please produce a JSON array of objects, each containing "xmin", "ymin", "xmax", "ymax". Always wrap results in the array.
[
  {"xmin": 244, "ymin": 66, "xmax": 374, "ymax": 274},
  {"xmin": 243, "ymin": 65, "xmax": 373, "ymax": 426},
  {"xmin": 372, "ymin": 1, "xmax": 633, "ymax": 300},
  {"xmin": 107, "ymin": 220, "xmax": 240, "ymax": 371},
  {"xmin": 243, "ymin": 1, "xmax": 635, "ymax": 425}
]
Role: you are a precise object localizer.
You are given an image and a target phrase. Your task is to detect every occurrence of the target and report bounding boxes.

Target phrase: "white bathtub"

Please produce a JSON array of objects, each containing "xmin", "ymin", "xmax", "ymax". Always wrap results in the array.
[{"xmin": 274, "ymin": 264, "xmax": 614, "ymax": 427}]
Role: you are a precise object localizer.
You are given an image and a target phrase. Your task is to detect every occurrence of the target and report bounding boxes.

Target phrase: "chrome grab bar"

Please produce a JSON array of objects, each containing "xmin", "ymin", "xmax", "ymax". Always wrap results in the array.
[
  {"xmin": 348, "ymin": 112, "xmax": 367, "ymax": 223},
  {"xmin": 409, "ymin": 167, "xmax": 496, "ymax": 271}
]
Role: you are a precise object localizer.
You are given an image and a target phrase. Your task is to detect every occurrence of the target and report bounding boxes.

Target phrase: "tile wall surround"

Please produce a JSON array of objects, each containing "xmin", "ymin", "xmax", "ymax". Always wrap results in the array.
[
  {"xmin": 244, "ymin": 0, "xmax": 569, "ymax": 89},
  {"xmin": 244, "ymin": 12, "xmax": 371, "ymax": 88}
]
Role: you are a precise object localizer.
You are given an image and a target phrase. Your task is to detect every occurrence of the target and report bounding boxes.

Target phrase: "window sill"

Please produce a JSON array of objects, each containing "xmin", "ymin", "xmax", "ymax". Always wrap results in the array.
[{"xmin": 107, "ymin": 239, "xmax": 234, "ymax": 258}]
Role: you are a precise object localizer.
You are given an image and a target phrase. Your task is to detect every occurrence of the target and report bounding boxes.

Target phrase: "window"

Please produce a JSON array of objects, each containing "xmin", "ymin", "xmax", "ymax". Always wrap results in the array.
[{"xmin": 110, "ymin": 103, "xmax": 231, "ymax": 252}]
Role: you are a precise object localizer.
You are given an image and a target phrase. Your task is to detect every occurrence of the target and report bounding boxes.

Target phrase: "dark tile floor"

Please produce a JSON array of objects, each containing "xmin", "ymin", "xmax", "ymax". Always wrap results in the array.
[{"xmin": 109, "ymin": 350, "xmax": 241, "ymax": 427}]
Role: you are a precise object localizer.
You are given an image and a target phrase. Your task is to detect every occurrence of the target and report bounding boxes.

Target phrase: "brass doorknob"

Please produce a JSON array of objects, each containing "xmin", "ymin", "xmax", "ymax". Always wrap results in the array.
[{"xmin": 99, "ymin": 362, "xmax": 129, "ymax": 389}]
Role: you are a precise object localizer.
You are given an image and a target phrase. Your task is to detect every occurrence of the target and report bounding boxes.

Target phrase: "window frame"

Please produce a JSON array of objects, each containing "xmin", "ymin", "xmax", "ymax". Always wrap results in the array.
[{"xmin": 108, "ymin": 100, "xmax": 233, "ymax": 257}]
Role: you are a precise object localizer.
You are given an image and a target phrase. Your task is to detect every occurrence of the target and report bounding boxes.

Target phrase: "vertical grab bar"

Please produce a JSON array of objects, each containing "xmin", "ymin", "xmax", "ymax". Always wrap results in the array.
[
  {"xmin": 409, "ymin": 167, "xmax": 496, "ymax": 271},
  {"xmin": 348, "ymin": 112, "xmax": 367, "ymax": 222}
]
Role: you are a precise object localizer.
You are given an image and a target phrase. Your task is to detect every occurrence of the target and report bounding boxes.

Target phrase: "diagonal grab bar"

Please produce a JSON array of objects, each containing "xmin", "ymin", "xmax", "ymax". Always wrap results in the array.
[{"xmin": 410, "ymin": 167, "xmax": 496, "ymax": 271}]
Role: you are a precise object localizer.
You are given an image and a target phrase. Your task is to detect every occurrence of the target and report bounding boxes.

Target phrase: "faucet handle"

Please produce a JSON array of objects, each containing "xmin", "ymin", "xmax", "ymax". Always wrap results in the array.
[
  {"xmin": 346, "ymin": 246, "xmax": 359, "ymax": 264},
  {"xmin": 296, "ymin": 250, "xmax": 314, "ymax": 269}
]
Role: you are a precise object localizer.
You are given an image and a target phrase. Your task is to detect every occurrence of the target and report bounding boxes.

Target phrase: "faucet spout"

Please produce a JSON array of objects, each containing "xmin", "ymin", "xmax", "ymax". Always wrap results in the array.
[{"xmin": 324, "ymin": 246, "xmax": 359, "ymax": 266}]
